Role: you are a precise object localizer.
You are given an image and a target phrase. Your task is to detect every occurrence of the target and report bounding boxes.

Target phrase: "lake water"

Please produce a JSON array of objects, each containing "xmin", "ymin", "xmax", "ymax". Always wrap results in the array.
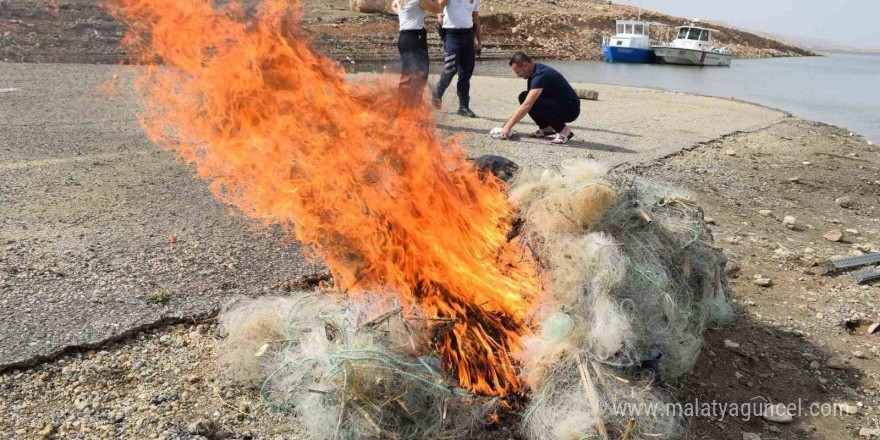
[{"xmin": 357, "ymin": 52, "xmax": 880, "ymax": 143}]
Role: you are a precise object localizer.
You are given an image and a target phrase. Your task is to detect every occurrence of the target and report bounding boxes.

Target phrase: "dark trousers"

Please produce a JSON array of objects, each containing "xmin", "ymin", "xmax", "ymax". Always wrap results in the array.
[
  {"xmin": 398, "ymin": 28, "xmax": 429, "ymax": 105},
  {"xmin": 433, "ymin": 28, "xmax": 475, "ymax": 108},
  {"xmin": 518, "ymin": 91, "xmax": 580, "ymax": 133}
]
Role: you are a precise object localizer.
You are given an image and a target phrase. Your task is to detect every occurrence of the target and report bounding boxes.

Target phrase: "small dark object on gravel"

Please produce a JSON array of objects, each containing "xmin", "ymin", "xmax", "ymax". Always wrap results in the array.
[
  {"xmin": 842, "ymin": 318, "xmax": 878, "ymax": 335},
  {"xmin": 186, "ymin": 419, "xmax": 230, "ymax": 439},
  {"xmin": 854, "ymin": 266, "xmax": 880, "ymax": 285},
  {"xmin": 474, "ymin": 154, "xmax": 520, "ymax": 182},
  {"xmin": 822, "ymin": 252, "xmax": 880, "ymax": 273}
]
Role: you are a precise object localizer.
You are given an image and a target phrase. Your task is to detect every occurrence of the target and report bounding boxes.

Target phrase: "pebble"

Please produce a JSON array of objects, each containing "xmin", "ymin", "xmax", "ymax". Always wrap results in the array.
[
  {"xmin": 752, "ymin": 275, "xmax": 773, "ymax": 287},
  {"xmin": 783, "ymin": 216, "xmax": 798, "ymax": 230},
  {"xmin": 852, "ymin": 350, "xmax": 867, "ymax": 359},
  {"xmin": 758, "ymin": 209, "xmax": 772, "ymax": 217},
  {"xmin": 37, "ymin": 424, "xmax": 53, "ymax": 439},
  {"xmin": 860, "ymin": 427, "xmax": 880, "ymax": 437},
  {"xmin": 824, "ymin": 230, "xmax": 845, "ymax": 242},
  {"xmin": 743, "ymin": 432, "xmax": 761, "ymax": 440},
  {"xmin": 762, "ymin": 403, "xmax": 793, "ymax": 423},
  {"xmin": 843, "ymin": 387, "xmax": 860, "ymax": 398},
  {"xmin": 837, "ymin": 403, "xmax": 859, "ymax": 415},
  {"xmin": 724, "ymin": 340, "xmax": 740, "ymax": 348},
  {"xmin": 826, "ymin": 357, "xmax": 847, "ymax": 369},
  {"xmin": 836, "ymin": 196, "xmax": 854, "ymax": 208}
]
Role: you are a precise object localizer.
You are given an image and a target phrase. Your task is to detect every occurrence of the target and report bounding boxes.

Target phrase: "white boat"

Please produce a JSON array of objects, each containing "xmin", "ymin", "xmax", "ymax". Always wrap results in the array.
[{"xmin": 652, "ymin": 24, "xmax": 732, "ymax": 66}]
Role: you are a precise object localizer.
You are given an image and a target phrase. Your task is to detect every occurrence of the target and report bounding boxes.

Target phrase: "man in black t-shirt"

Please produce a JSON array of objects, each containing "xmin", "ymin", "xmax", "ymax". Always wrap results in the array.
[{"xmin": 499, "ymin": 52, "xmax": 580, "ymax": 144}]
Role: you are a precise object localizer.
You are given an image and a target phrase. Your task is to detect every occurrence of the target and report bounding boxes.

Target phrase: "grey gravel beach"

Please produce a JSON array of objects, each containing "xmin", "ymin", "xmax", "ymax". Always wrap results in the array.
[
  {"xmin": 12, "ymin": 62, "xmax": 873, "ymax": 440},
  {"xmin": 0, "ymin": 63, "xmax": 786, "ymax": 371}
]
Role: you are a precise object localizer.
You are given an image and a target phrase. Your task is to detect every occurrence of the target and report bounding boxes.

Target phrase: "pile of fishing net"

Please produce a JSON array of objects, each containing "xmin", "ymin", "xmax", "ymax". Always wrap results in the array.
[
  {"xmin": 219, "ymin": 293, "xmax": 497, "ymax": 440},
  {"xmin": 509, "ymin": 159, "xmax": 732, "ymax": 440},
  {"xmin": 217, "ymin": 159, "xmax": 733, "ymax": 440}
]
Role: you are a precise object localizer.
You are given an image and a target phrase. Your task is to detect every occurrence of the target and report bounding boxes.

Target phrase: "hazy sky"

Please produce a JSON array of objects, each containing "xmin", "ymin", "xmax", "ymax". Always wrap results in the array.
[{"xmin": 611, "ymin": 0, "xmax": 878, "ymax": 48}]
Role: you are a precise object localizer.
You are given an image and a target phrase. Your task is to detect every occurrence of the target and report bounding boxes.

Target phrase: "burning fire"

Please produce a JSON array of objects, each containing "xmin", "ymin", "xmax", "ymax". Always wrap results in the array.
[{"xmin": 104, "ymin": 0, "xmax": 539, "ymax": 395}]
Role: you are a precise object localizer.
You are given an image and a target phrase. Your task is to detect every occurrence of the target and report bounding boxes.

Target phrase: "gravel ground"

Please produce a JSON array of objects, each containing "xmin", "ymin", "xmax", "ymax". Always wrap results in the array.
[
  {"xmin": 3, "ymin": 117, "xmax": 878, "ymax": 440},
  {"xmin": 0, "ymin": 62, "xmax": 786, "ymax": 373},
  {"xmin": 0, "ymin": 62, "xmax": 326, "ymax": 371},
  {"xmin": 638, "ymin": 118, "xmax": 880, "ymax": 439},
  {"xmin": 4, "ymin": 60, "xmax": 872, "ymax": 440},
  {"xmin": 0, "ymin": 322, "xmax": 301, "ymax": 439}
]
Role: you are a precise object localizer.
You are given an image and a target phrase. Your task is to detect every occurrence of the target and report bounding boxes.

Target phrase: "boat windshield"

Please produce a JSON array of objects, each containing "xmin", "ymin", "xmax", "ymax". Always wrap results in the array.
[
  {"xmin": 700, "ymin": 30, "xmax": 710, "ymax": 41},
  {"xmin": 688, "ymin": 28, "xmax": 702, "ymax": 40},
  {"xmin": 634, "ymin": 24, "xmax": 644, "ymax": 34},
  {"xmin": 617, "ymin": 23, "xmax": 624, "ymax": 33},
  {"xmin": 677, "ymin": 27, "xmax": 689, "ymax": 39},
  {"xmin": 625, "ymin": 23, "xmax": 633, "ymax": 34}
]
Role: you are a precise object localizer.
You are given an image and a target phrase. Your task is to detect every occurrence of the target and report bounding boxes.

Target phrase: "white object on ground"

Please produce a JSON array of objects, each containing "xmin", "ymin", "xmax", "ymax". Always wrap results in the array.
[
  {"xmin": 489, "ymin": 127, "xmax": 504, "ymax": 139},
  {"xmin": 762, "ymin": 403, "xmax": 793, "ymax": 423}
]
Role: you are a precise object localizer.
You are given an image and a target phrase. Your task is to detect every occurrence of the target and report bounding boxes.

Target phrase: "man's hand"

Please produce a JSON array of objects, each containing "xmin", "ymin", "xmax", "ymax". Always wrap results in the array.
[
  {"xmin": 475, "ymin": 40, "xmax": 482, "ymax": 55},
  {"xmin": 500, "ymin": 126, "xmax": 511, "ymax": 139}
]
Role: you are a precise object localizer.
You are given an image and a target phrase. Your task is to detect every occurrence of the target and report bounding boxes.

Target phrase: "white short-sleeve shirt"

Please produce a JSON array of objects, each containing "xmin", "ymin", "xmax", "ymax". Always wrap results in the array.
[
  {"xmin": 442, "ymin": 0, "xmax": 480, "ymax": 29},
  {"xmin": 395, "ymin": 0, "xmax": 426, "ymax": 31}
]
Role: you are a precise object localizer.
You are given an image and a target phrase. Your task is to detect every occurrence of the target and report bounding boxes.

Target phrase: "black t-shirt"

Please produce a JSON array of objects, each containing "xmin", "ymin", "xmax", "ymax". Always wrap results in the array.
[{"xmin": 528, "ymin": 63, "xmax": 579, "ymax": 105}]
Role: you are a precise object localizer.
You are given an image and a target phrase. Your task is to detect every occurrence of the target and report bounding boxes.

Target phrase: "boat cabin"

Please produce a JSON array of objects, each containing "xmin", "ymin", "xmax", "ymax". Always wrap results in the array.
[
  {"xmin": 671, "ymin": 25, "xmax": 719, "ymax": 51},
  {"xmin": 607, "ymin": 19, "xmax": 653, "ymax": 49}
]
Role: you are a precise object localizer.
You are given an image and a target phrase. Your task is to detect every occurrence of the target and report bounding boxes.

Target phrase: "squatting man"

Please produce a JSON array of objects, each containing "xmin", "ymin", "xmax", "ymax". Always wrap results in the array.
[{"xmin": 498, "ymin": 52, "xmax": 580, "ymax": 145}]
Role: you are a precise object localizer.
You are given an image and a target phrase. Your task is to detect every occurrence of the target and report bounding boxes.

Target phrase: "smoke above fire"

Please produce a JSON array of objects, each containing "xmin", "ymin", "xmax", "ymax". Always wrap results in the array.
[{"xmin": 103, "ymin": 0, "xmax": 540, "ymax": 395}]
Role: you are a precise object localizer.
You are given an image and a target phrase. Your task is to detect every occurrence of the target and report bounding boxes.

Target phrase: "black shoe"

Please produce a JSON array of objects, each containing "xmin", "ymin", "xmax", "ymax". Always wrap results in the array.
[
  {"xmin": 432, "ymin": 97, "xmax": 442, "ymax": 110},
  {"xmin": 457, "ymin": 107, "xmax": 477, "ymax": 118}
]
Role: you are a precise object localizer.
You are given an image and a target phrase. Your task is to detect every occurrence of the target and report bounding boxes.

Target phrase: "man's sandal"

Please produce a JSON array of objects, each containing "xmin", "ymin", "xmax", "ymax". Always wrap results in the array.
[{"xmin": 551, "ymin": 132, "xmax": 575, "ymax": 144}]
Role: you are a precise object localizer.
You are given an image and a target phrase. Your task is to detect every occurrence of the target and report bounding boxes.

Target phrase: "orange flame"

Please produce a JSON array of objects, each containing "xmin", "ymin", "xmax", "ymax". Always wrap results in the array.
[{"xmin": 104, "ymin": 0, "xmax": 539, "ymax": 395}]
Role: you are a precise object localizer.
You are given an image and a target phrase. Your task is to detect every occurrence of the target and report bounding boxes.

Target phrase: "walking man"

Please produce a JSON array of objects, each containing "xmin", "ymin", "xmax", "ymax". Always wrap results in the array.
[
  {"xmin": 392, "ymin": 0, "xmax": 442, "ymax": 105},
  {"xmin": 499, "ymin": 52, "xmax": 580, "ymax": 144},
  {"xmin": 432, "ymin": 0, "xmax": 481, "ymax": 117}
]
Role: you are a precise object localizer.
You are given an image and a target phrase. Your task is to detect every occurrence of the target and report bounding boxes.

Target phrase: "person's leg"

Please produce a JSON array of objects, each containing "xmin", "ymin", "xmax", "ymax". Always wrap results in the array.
[
  {"xmin": 455, "ymin": 32, "xmax": 476, "ymax": 111},
  {"xmin": 433, "ymin": 35, "xmax": 458, "ymax": 106},
  {"xmin": 398, "ymin": 31, "xmax": 421, "ymax": 105},
  {"xmin": 518, "ymin": 91, "xmax": 554, "ymax": 134},
  {"xmin": 528, "ymin": 97, "xmax": 567, "ymax": 133},
  {"xmin": 412, "ymin": 29, "xmax": 429, "ymax": 97},
  {"xmin": 555, "ymin": 102, "xmax": 581, "ymax": 138}
]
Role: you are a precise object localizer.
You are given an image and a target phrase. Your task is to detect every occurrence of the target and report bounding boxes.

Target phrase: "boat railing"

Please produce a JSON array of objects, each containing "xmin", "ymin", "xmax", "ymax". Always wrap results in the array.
[{"xmin": 602, "ymin": 35, "xmax": 610, "ymax": 46}]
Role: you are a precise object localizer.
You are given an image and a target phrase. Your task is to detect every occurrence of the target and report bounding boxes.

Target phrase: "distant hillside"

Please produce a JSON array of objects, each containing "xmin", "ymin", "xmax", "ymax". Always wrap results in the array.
[
  {"xmin": 0, "ymin": 0, "xmax": 818, "ymax": 64},
  {"xmin": 301, "ymin": 0, "xmax": 819, "ymax": 62}
]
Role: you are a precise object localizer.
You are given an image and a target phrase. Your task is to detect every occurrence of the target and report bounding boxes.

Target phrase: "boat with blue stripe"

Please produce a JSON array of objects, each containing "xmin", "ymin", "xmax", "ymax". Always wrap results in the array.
[{"xmin": 602, "ymin": 19, "xmax": 662, "ymax": 64}]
